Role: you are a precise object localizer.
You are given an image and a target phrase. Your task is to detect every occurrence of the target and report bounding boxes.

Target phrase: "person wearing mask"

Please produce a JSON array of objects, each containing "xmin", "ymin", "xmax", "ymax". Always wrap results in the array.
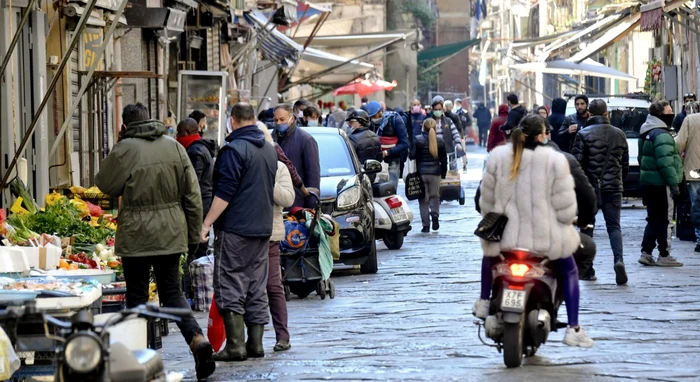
[
  {"xmin": 487, "ymin": 104, "xmax": 509, "ymax": 152},
  {"xmin": 293, "ymin": 99, "xmax": 309, "ymax": 126},
  {"xmin": 302, "ymin": 106, "xmax": 322, "ymax": 127},
  {"xmin": 473, "ymin": 103, "xmax": 492, "ymax": 148},
  {"xmin": 673, "ymin": 93, "xmax": 697, "ymax": 133},
  {"xmin": 255, "ymin": 125, "xmax": 295, "ymax": 353},
  {"xmin": 571, "ymin": 99, "xmax": 629, "ymax": 285},
  {"xmin": 560, "ymin": 95, "xmax": 590, "ymax": 153},
  {"xmin": 499, "ymin": 94, "xmax": 527, "ymax": 135},
  {"xmin": 363, "ymin": 101, "xmax": 409, "ymax": 189},
  {"xmin": 676, "ymin": 109, "xmax": 700, "ymax": 252},
  {"xmin": 361, "ymin": 96, "xmax": 369, "ymax": 106},
  {"xmin": 444, "ymin": 100, "xmax": 465, "ymax": 138},
  {"xmin": 638, "ymin": 101, "xmax": 684, "ymax": 267},
  {"xmin": 202, "ymin": 103, "xmax": 277, "ymax": 362},
  {"xmin": 341, "ymin": 106, "xmax": 356, "ymax": 134},
  {"xmin": 429, "ymin": 96, "xmax": 462, "ymax": 171},
  {"xmin": 327, "ymin": 101, "xmax": 347, "ymax": 129},
  {"xmin": 537, "ymin": 106, "xmax": 549, "ymax": 119},
  {"xmin": 409, "ymin": 99, "xmax": 427, "ymax": 143},
  {"xmin": 347, "ymin": 109, "xmax": 382, "ymax": 180},
  {"xmin": 549, "ymin": 98, "xmax": 568, "ymax": 152},
  {"xmin": 272, "ymin": 104, "xmax": 321, "ymax": 208},
  {"xmin": 96, "ymin": 103, "xmax": 216, "ymax": 379},
  {"xmin": 474, "ymin": 115, "xmax": 594, "ymax": 348},
  {"xmin": 189, "ymin": 110, "xmax": 208, "ymax": 134},
  {"xmin": 410, "ymin": 118, "xmax": 447, "ymax": 233}
]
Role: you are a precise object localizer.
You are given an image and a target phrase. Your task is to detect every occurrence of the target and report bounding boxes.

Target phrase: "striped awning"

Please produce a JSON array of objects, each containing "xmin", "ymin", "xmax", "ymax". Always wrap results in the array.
[{"xmin": 243, "ymin": 10, "xmax": 301, "ymax": 69}]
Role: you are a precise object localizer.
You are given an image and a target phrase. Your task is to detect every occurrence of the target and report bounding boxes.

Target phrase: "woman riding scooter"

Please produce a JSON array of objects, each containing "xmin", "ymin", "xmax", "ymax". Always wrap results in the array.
[{"xmin": 474, "ymin": 115, "xmax": 594, "ymax": 348}]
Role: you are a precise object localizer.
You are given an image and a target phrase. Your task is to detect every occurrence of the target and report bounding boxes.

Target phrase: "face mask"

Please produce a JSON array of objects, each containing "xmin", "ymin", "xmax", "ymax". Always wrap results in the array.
[
  {"xmin": 433, "ymin": 110, "xmax": 443, "ymax": 118},
  {"xmin": 276, "ymin": 123, "xmax": 289, "ymax": 133},
  {"xmin": 307, "ymin": 120, "xmax": 319, "ymax": 127},
  {"xmin": 371, "ymin": 117, "xmax": 383, "ymax": 124},
  {"xmin": 455, "ymin": 105, "xmax": 462, "ymax": 111},
  {"xmin": 542, "ymin": 137, "xmax": 549, "ymax": 145},
  {"xmin": 297, "ymin": 111, "xmax": 304, "ymax": 119},
  {"xmin": 660, "ymin": 114, "xmax": 675, "ymax": 128},
  {"xmin": 412, "ymin": 105, "xmax": 421, "ymax": 114}
]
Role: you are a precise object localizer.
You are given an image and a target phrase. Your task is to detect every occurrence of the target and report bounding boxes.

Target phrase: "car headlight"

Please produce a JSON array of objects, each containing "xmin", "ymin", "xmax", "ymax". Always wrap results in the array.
[
  {"xmin": 337, "ymin": 186, "xmax": 361, "ymax": 210},
  {"xmin": 65, "ymin": 333, "xmax": 102, "ymax": 373}
]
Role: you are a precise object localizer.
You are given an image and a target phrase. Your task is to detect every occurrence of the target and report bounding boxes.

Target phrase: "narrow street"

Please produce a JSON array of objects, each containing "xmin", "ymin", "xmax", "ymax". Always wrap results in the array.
[{"xmin": 161, "ymin": 146, "xmax": 700, "ymax": 381}]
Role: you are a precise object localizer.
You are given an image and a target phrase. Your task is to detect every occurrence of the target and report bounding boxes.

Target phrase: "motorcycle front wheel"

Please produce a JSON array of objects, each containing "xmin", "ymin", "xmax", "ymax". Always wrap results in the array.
[{"xmin": 502, "ymin": 313, "xmax": 525, "ymax": 368}]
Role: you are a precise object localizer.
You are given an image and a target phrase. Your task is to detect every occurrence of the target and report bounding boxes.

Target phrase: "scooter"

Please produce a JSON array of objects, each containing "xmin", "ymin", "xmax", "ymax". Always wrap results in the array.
[
  {"xmin": 372, "ymin": 181, "xmax": 413, "ymax": 250},
  {"xmin": 1, "ymin": 301, "xmax": 190, "ymax": 381},
  {"xmin": 474, "ymin": 249, "xmax": 566, "ymax": 368}
]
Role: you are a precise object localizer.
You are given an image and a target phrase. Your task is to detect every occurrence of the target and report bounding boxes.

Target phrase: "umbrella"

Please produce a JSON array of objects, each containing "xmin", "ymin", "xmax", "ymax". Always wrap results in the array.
[
  {"xmin": 333, "ymin": 79, "xmax": 397, "ymax": 97},
  {"xmin": 510, "ymin": 59, "xmax": 637, "ymax": 81}
]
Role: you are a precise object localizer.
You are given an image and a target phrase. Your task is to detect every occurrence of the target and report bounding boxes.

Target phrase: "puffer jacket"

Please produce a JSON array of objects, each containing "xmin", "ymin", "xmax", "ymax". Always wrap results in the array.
[
  {"xmin": 559, "ymin": 111, "xmax": 591, "ymax": 152},
  {"xmin": 96, "ymin": 120, "xmax": 202, "ymax": 257},
  {"xmin": 675, "ymin": 113, "xmax": 700, "ymax": 181},
  {"xmin": 409, "ymin": 132, "xmax": 448, "ymax": 178},
  {"xmin": 271, "ymin": 161, "xmax": 295, "ymax": 242},
  {"xmin": 571, "ymin": 116, "xmax": 629, "ymax": 193},
  {"xmin": 349, "ymin": 127, "xmax": 382, "ymax": 165},
  {"xmin": 430, "ymin": 114, "xmax": 461, "ymax": 153},
  {"xmin": 639, "ymin": 115, "xmax": 683, "ymax": 187},
  {"xmin": 549, "ymin": 98, "xmax": 568, "ymax": 151},
  {"xmin": 479, "ymin": 143, "xmax": 580, "ymax": 259}
]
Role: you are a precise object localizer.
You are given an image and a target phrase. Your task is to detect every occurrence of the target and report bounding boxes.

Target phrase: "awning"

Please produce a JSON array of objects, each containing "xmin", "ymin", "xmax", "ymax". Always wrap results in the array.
[
  {"xmin": 541, "ymin": 15, "xmax": 621, "ymax": 57},
  {"xmin": 510, "ymin": 58, "xmax": 637, "ymax": 81},
  {"xmin": 418, "ymin": 38, "xmax": 480, "ymax": 61},
  {"xmin": 292, "ymin": 32, "xmax": 411, "ymax": 48},
  {"xmin": 569, "ymin": 12, "xmax": 641, "ymax": 63},
  {"xmin": 511, "ymin": 29, "xmax": 582, "ymax": 50}
]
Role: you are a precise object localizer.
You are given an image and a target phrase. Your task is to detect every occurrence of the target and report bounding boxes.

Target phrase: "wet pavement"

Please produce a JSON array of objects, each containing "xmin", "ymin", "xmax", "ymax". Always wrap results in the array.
[{"xmin": 161, "ymin": 146, "xmax": 700, "ymax": 381}]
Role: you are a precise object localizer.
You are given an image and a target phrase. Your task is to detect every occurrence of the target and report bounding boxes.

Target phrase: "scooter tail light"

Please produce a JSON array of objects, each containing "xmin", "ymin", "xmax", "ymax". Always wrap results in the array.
[
  {"xmin": 385, "ymin": 196, "xmax": 402, "ymax": 209},
  {"xmin": 509, "ymin": 263, "xmax": 530, "ymax": 277}
]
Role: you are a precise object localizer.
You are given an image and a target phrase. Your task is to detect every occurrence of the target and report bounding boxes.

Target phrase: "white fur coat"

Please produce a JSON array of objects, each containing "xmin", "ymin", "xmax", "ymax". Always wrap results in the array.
[{"xmin": 479, "ymin": 143, "xmax": 580, "ymax": 259}]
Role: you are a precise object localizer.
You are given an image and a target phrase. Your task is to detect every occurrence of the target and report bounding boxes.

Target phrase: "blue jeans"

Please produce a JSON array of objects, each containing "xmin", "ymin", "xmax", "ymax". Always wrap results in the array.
[
  {"xmin": 581, "ymin": 192, "xmax": 623, "ymax": 264},
  {"xmin": 387, "ymin": 159, "xmax": 401, "ymax": 190},
  {"xmin": 688, "ymin": 182, "xmax": 700, "ymax": 243}
]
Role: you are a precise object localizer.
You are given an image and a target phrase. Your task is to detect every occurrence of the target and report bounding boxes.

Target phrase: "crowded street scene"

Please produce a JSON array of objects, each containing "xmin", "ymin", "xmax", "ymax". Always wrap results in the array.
[{"xmin": 2, "ymin": 0, "xmax": 700, "ymax": 381}]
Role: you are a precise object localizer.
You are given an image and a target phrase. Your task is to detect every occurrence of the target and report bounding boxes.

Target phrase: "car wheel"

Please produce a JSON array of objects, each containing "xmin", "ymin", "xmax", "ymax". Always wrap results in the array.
[
  {"xmin": 360, "ymin": 240, "xmax": 378, "ymax": 274},
  {"xmin": 382, "ymin": 232, "xmax": 405, "ymax": 250}
]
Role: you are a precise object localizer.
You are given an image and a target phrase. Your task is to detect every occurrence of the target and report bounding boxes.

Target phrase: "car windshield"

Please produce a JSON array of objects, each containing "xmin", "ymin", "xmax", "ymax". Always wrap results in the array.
[{"xmin": 314, "ymin": 133, "xmax": 356, "ymax": 177}]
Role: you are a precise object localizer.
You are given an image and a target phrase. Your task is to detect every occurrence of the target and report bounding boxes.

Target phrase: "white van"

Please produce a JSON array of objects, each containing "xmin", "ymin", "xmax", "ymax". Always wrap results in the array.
[{"xmin": 565, "ymin": 96, "xmax": 651, "ymax": 197}]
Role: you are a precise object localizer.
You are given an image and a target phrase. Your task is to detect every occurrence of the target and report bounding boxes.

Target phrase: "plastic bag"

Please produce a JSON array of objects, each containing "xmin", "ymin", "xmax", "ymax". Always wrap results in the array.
[
  {"xmin": 71, "ymin": 197, "xmax": 91, "ymax": 218},
  {"xmin": 280, "ymin": 219, "xmax": 310, "ymax": 253},
  {"xmin": 0, "ymin": 326, "xmax": 20, "ymax": 380},
  {"xmin": 207, "ymin": 297, "xmax": 225, "ymax": 352}
]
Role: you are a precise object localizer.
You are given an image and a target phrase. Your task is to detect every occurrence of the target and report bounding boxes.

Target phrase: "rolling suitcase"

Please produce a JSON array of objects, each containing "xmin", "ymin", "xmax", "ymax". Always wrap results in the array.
[{"xmin": 676, "ymin": 183, "xmax": 696, "ymax": 241}]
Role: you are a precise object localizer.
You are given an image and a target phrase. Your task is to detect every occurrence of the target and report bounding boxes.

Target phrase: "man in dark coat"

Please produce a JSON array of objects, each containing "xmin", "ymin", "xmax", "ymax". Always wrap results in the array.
[
  {"xmin": 202, "ymin": 103, "xmax": 277, "ymax": 361},
  {"xmin": 673, "ymin": 93, "xmax": 696, "ymax": 133},
  {"xmin": 96, "ymin": 104, "xmax": 215, "ymax": 380},
  {"xmin": 559, "ymin": 95, "xmax": 590, "ymax": 153},
  {"xmin": 347, "ymin": 109, "xmax": 382, "ymax": 182},
  {"xmin": 571, "ymin": 99, "xmax": 629, "ymax": 285},
  {"xmin": 408, "ymin": 98, "xmax": 426, "ymax": 143},
  {"xmin": 272, "ymin": 104, "xmax": 321, "ymax": 208},
  {"xmin": 549, "ymin": 97, "xmax": 569, "ymax": 152},
  {"xmin": 500, "ymin": 94, "xmax": 527, "ymax": 134},
  {"xmin": 472, "ymin": 103, "xmax": 492, "ymax": 148},
  {"xmin": 364, "ymin": 101, "xmax": 409, "ymax": 189}
]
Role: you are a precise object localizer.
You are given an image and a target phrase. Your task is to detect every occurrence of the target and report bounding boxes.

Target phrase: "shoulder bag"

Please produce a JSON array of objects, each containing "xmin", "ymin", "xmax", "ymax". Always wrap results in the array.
[{"xmin": 474, "ymin": 187, "xmax": 514, "ymax": 242}]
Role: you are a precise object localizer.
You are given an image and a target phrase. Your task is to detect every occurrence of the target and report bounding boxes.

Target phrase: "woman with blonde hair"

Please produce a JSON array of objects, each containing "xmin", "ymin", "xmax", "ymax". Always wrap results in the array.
[
  {"xmin": 474, "ymin": 115, "xmax": 594, "ymax": 348},
  {"xmin": 409, "ymin": 118, "xmax": 447, "ymax": 233}
]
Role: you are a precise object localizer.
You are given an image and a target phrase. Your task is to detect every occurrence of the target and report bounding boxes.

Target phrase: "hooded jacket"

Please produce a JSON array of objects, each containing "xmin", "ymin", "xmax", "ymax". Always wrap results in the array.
[
  {"xmin": 96, "ymin": 120, "xmax": 202, "ymax": 257},
  {"xmin": 479, "ymin": 143, "xmax": 580, "ymax": 259},
  {"xmin": 273, "ymin": 123, "xmax": 321, "ymax": 208},
  {"xmin": 488, "ymin": 105, "xmax": 509, "ymax": 152},
  {"xmin": 472, "ymin": 105, "xmax": 492, "ymax": 130},
  {"xmin": 186, "ymin": 139, "xmax": 217, "ymax": 218},
  {"xmin": 674, "ymin": 113, "xmax": 700, "ymax": 182},
  {"xmin": 548, "ymin": 98, "xmax": 569, "ymax": 151},
  {"xmin": 639, "ymin": 115, "xmax": 683, "ymax": 187},
  {"xmin": 213, "ymin": 125, "xmax": 277, "ymax": 236},
  {"xmin": 571, "ymin": 116, "xmax": 629, "ymax": 193},
  {"xmin": 500, "ymin": 105, "xmax": 527, "ymax": 132}
]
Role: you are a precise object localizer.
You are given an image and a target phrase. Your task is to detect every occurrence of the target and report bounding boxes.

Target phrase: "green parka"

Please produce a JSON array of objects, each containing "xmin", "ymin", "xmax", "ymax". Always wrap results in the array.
[
  {"xmin": 638, "ymin": 115, "xmax": 684, "ymax": 187},
  {"xmin": 95, "ymin": 120, "xmax": 203, "ymax": 257}
]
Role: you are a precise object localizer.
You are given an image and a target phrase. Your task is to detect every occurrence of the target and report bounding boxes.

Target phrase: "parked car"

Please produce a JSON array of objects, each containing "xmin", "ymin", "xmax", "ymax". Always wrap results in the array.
[
  {"xmin": 305, "ymin": 127, "xmax": 381, "ymax": 274},
  {"xmin": 566, "ymin": 95, "xmax": 650, "ymax": 197}
]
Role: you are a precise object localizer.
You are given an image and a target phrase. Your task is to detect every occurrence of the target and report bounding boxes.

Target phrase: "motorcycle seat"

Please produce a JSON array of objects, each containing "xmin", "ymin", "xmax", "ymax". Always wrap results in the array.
[
  {"xmin": 133, "ymin": 349, "xmax": 164, "ymax": 380},
  {"xmin": 372, "ymin": 182, "xmax": 396, "ymax": 198}
]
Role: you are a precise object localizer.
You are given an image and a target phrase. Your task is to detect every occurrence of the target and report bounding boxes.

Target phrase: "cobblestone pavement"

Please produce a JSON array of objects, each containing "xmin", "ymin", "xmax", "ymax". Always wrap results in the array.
[{"xmin": 161, "ymin": 146, "xmax": 700, "ymax": 382}]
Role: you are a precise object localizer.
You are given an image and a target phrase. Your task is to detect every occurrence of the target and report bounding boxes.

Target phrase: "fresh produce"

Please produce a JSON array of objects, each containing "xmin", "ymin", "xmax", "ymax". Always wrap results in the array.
[
  {"xmin": 86, "ymin": 201, "xmax": 104, "ymax": 217},
  {"xmin": 10, "ymin": 179, "xmax": 38, "ymax": 214},
  {"xmin": 6, "ymin": 214, "xmax": 41, "ymax": 245},
  {"xmin": 68, "ymin": 252, "xmax": 98, "ymax": 269}
]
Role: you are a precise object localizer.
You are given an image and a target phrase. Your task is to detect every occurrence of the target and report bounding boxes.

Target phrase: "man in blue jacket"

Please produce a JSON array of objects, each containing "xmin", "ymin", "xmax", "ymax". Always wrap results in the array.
[
  {"xmin": 363, "ymin": 101, "xmax": 409, "ymax": 189},
  {"xmin": 202, "ymin": 103, "xmax": 277, "ymax": 361}
]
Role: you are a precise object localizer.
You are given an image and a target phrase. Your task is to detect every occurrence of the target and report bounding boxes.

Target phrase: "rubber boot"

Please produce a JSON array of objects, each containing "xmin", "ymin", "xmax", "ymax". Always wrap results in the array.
[
  {"xmin": 246, "ymin": 325, "xmax": 265, "ymax": 358},
  {"xmin": 213, "ymin": 312, "xmax": 247, "ymax": 362},
  {"xmin": 190, "ymin": 334, "xmax": 216, "ymax": 380}
]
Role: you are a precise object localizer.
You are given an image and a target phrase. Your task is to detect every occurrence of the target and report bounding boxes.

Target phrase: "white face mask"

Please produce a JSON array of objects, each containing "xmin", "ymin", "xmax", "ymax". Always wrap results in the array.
[{"xmin": 297, "ymin": 111, "xmax": 304, "ymax": 119}]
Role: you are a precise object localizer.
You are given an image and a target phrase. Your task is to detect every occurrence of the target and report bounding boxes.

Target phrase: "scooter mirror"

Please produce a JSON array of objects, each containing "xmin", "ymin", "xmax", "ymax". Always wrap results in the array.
[
  {"xmin": 363, "ymin": 159, "xmax": 382, "ymax": 174},
  {"xmin": 690, "ymin": 169, "xmax": 700, "ymax": 179}
]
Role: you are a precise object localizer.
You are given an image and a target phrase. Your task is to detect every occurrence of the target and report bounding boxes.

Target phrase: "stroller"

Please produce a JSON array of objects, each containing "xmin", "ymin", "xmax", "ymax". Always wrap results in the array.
[{"xmin": 280, "ymin": 193, "xmax": 336, "ymax": 300}]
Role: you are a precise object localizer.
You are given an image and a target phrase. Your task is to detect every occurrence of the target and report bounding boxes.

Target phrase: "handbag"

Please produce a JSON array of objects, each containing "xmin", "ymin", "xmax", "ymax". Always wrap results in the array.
[
  {"xmin": 474, "ymin": 186, "xmax": 514, "ymax": 242},
  {"xmin": 405, "ymin": 172, "xmax": 425, "ymax": 201}
]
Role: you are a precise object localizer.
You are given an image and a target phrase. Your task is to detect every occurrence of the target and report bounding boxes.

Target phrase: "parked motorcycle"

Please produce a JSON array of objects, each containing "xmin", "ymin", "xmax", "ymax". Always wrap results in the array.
[
  {"xmin": 474, "ymin": 249, "xmax": 567, "ymax": 368},
  {"xmin": 372, "ymin": 181, "xmax": 413, "ymax": 250},
  {"xmin": 0, "ymin": 301, "xmax": 189, "ymax": 381}
]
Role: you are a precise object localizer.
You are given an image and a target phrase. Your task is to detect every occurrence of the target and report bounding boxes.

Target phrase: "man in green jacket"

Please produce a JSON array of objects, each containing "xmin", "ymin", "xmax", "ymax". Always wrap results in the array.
[
  {"xmin": 638, "ymin": 100, "xmax": 684, "ymax": 267},
  {"xmin": 96, "ymin": 103, "xmax": 216, "ymax": 380}
]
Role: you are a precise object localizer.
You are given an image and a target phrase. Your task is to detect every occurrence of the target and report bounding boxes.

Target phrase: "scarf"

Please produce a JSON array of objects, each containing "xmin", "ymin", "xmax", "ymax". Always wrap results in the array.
[{"xmin": 177, "ymin": 134, "xmax": 201, "ymax": 149}]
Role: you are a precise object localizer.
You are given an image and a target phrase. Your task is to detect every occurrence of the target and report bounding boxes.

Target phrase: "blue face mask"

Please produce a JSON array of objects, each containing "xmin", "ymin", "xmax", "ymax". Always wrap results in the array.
[
  {"xmin": 542, "ymin": 137, "xmax": 549, "ymax": 145},
  {"xmin": 307, "ymin": 120, "xmax": 319, "ymax": 127},
  {"xmin": 276, "ymin": 123, "xmax": 289, "ymax": 133}
]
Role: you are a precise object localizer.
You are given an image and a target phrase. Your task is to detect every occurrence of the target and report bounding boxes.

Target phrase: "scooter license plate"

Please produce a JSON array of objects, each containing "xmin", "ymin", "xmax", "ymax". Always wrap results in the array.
[
  {"xmin": 501, "ymin": 289, "xmax": 526, "ymax": 310},
  {"xmin": 391, "ymin": 208, "xmax": 408, "ymax": 222}
]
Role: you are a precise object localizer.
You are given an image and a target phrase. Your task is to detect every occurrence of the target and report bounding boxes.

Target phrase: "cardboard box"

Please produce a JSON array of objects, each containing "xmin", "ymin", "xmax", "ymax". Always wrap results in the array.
[{"xmin": 0, "ymin": 247, "xmax": 30, "ymax": 275}]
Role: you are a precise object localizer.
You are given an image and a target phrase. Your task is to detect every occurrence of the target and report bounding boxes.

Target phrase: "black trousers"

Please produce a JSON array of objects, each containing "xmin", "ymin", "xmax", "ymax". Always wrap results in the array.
[
  {"xmin": 478, "ymin": 126, "xmax": 489, "ymax": 146},
  {"xmin": 574, "ymin": 232, "xmax": 596, "ymax": 278},
  {"xmin": 641, "ymin": 185, "xmax": 673, "ymax": 256},
  {"xmin": 122, "ymin": 254, "xmax": 202, "ymax": 345}
]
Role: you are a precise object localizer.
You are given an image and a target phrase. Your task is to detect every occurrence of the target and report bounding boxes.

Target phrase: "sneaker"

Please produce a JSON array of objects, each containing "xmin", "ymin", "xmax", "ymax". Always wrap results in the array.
[
  {"xmin": 421, "ymin": 226, "xmax": 430, "ymax": 233},
  {"xmin": 431, "ymin": 214, "xmax": 440, "ymax": 231},
  {"xmin": 580, "ymin": 274, "xmax": 597, "ymax": 281},
  {"xmin": 695, "ymin": 244, "xmax": 700, "ymax": 253},
  {"xmin": 472, "ymin": 299, "xmax": 490, "ymax": 319},
  {"xmin": 563, "ymin": 326, "xmax": 594, "ymax": 348},
  {"xmin": 638, "ymin": 252, "xmax": 656, "ymax": 266},
  {"xmin": 614, "ymin": 261, "xmax": 628, "ymax": 285},
  {"xmin": 656, "ymin": 255, "xmax": 683, "ymax": 267}
]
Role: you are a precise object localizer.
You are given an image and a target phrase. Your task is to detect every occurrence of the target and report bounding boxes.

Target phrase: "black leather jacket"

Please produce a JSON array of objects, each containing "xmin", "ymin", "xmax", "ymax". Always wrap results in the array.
[
  {"xmin": 349, "ymin": 127, "xmax": 382, "ymax": 165},
  {"xmin": 409, "ymin": 133, "xmax": 447, "ymax": 178},
  {"xmin": 571, "ymin": 116, "xmax": 629, "ymax": 193}
]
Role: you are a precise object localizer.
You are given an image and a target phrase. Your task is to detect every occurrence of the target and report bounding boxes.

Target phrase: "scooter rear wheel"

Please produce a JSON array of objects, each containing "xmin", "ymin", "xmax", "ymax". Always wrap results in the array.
[
  {"xmin": 503, "ymin": 313, "xmax": 525, "ymax": 368},
  {"xmin": 382, "ymin": 232, "xmax": 405, "ymax": 250}
]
